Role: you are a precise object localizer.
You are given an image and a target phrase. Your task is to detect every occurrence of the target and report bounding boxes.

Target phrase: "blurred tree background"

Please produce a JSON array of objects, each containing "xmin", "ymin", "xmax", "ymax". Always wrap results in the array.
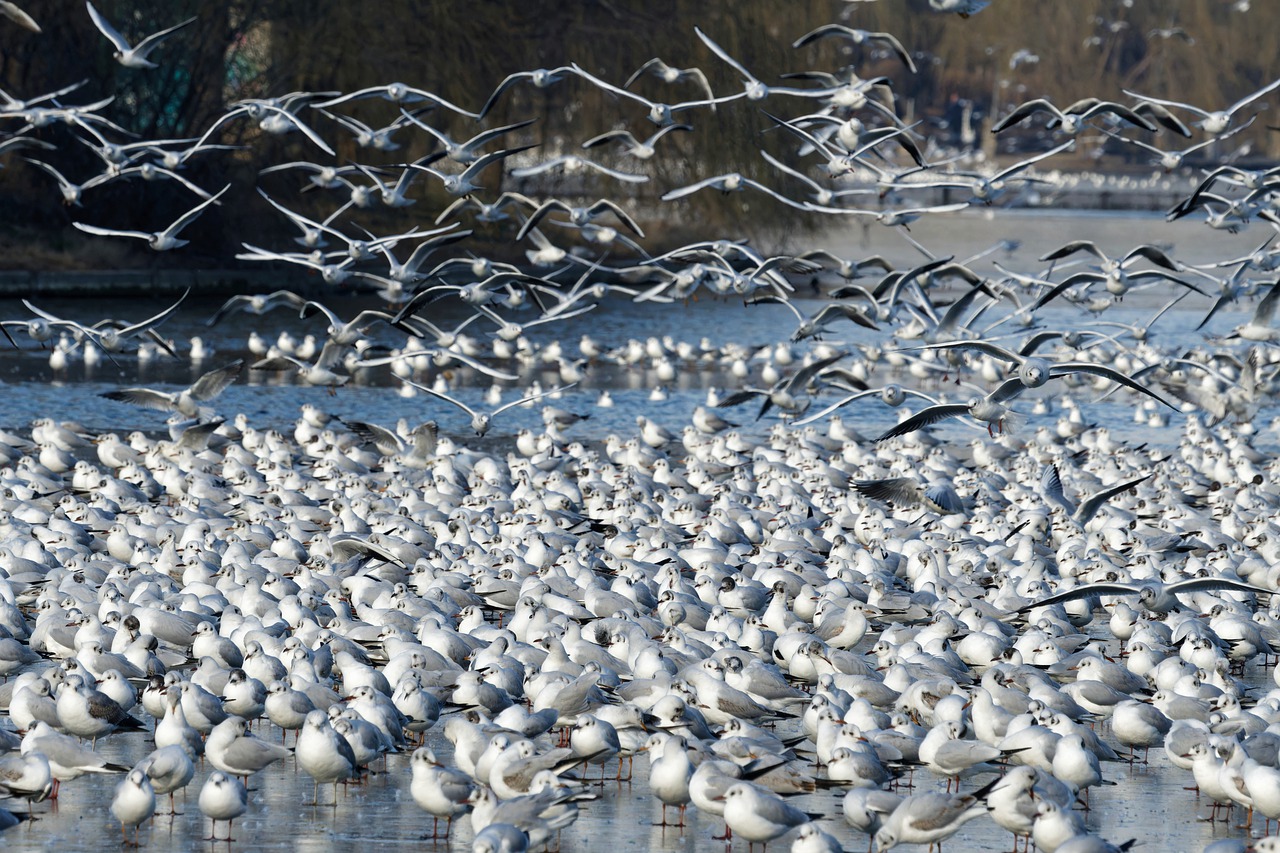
[{"xmin": 0, "ymin": 0, "xmax": 1276, "ymax": 269}]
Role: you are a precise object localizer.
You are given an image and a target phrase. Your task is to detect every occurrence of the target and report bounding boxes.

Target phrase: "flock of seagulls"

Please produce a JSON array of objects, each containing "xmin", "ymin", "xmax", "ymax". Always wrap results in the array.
[{"xmin": 5, "ymin": 2, "xmax": 1280, "ymax": 853}]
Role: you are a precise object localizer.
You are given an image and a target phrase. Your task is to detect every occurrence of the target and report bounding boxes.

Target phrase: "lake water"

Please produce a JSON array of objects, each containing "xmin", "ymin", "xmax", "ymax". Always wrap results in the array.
[{"xmin": 1, "ymin": 208, "xmax": 1277, "ymax": 852}]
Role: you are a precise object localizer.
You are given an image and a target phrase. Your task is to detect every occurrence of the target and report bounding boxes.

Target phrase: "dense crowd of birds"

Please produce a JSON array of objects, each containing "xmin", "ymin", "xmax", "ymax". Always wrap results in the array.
[{"xmin": 5, "ymin": 2, "xmax": 1280, "ymax": 852}]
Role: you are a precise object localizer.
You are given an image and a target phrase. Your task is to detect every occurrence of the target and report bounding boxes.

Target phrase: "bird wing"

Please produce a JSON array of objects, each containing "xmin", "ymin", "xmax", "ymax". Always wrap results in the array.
[
  {"xmin": 131, "ymin": 15, "xmax": 196, "ymax": 57},
  {"xmin": 461, "ymin": 143, "xmax": 537, "ymax": 181},
  {"xmin": 1252, "ymin": 281, "xmax": 1280, "ymax": 327},
  {"xmin": 189, "ymin": 360, "xmax": 243, "ymax": 401},
  {"xmin": 1074, "ymin": 473, "xmax": 1153, "ymax": 525},
  {"xmin": 403, "ymin": 379, "xmax": 478, "ymax": 420},
  {"xmin": 716, "ymin": 389, "xmax": 766, "ymax": 408},
  {"xmin": 162, "ymin": 184, "xmax": 230, "ymax": 239},
  {"xmin": 492, "ymin": 382, "xmax": 578, "ymax": 417},
  {"xmin": 991, "ymin": 99, "xmax": 1060, "ymax": 133},
  {"xmin": 1039, "ymin": 240, "xmax": 1106, "ymax": 263},
  {"xmin": 783, "ymin": 350, "xmax": 850, "ymax": 392},
  {"xmin": 854, "ymin": 477, "xmax": 924, "ymax": 506},
  {"xmin": 1039, "ymin": 463, "xmax": 1076, "ymax": 515},
  {"xmin": 1017, "ymin": 583, "xmax": 1143, "ymax": 613},
  {"xmin": 84, "ymin": 1, "xmax": 130, "ymax": 51},
  {"xmin": 100, "ymin": 388, "xmax": 176, "ymax": 411},
  {"xmin": 118, "ymin": 289, "xmax": 189, "ymax": 338},
  {"xmin": 661, "ymin": 174, "xmax": 737, "ymax": 201},
  {"xmin": 1164, "ymin": 578, "xmax": 1275, "ymax": 598},
  {"xmin": 695, "ymin": 26, "xmax": 758, "ymax": 83},
  {"xmin": 1, "ymin": 1, "xmax": 40, "ymax": 31},
  {"xmin": 874, "ymin": 404, "xmax": 969, "ymax": 442},
  {"xmin": 72, "ymin": 222, "xmax": 153, "ymax": 241},
  {"xmin": 810, "ymin": 302, "xmax": 878, "ymax": 331},
  {"xmin": 921, "ymin": 339, "xmax": 1022, "ymax": 364},
  {"xmin": 1051, "ymin": 363, "xmax": 1178, "ymax": 409}
]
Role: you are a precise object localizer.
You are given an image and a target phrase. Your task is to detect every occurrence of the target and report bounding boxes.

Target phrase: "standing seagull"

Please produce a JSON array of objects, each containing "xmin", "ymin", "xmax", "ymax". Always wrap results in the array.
[
  {"xmin": 73, "ymin": 184, "xmax": 229, "ymax": 251},
  {"xmin": 85, "ymin": 1, "xmax": 195, "ymax": 69}
]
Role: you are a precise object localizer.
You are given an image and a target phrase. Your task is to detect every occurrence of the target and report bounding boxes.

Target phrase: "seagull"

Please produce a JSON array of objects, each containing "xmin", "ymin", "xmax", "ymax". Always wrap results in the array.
[
  {"xmin": 22, "ymin": 157, "xmax": 114, "ymax": 206},
  {"xmin": 716, "ymin": 782, "xmax": 818, "ymax": 847},
  {"xmin": 1100, "ymin": 118, "xmax": 1253, "ymax": 171},
  {"xmin": 1019, "ymin": 577, "xmax": 1275, "ymax": 616},
  {"xmin": 516, "ymin": 198, "xmax": 644, "ymax": 241},
  {"xmin": 510, "ymin": 154, "xmax": 649, "ymax": 185},
  {"xmin": 623, "ymin": 58, "xmax": 717, "ymax": 103},
  {"xmin": 198, "ymin": 772, "xmax": 247, "ymax": 842},
  {"xmin": 1124, "ymin": 77, "xmax": 1280, "ymax": 135},
  {"xmin": 132, "ymin": 745, "xmax": 195, "ymax": 816},
  {"xmin": 24, "ymin": 289, "xmax": 188, "ymax": 355},
  {"xmin": 409, "ymin": 144, "xmax": 536, "ymax": 195},
  {"xmin": 411, "ymin": 747, "xmax": 475, "ymax": 837},
  {"xmin": 73, "ymin": 184, "xmax": 229, "ymax": 250},
  {"xmin": 403, "ymin": 379, "xmax": 577, "ymax": 437},
  {"xmin": 792, "ymin": 24, "xmax": 917, "ymax": 73},
  {"xmin": 854, "ymin": 477, "xmax": 965, "ymax": 514},
  {"xmin": 1039, "ymin": 464, "xmax": 1156, "ymax": 525},
  {"xmin": 695, "ymin": 26, "xmax": 834, "ymax": 102},
  {"xmin": 99, "ymin": 360, "xmax": 242, "ymax": 418},
  {"xmin": 874, "ymin": 783, "xmax": 996, "ymax": 850},
  {"xmin": 992, "ymin": 98, "xmax": 1158, "ymax": 134},
  {"xmin": 571, "ymin": 62, "xmax": 745, "ymax": 126},
  {"xmin": 311, "ymin": 82, "xmax": 481, "ymax": 118},
  {"xmin": 206, "ymin": 290, "xmax": 308, "ymax": 326},
  {"xmin": 478, "ymin": 67, "xmax": 574, "ymax": 119},
  {"xmin": 914, "ymin": 340, "xmax": 1180, "ymax": 408},
  {"xmin": 746, "ymin": 294, "xmax": 879, "ymax": 341},
  {"xmin": 84, "ymin": 1, "xmax": 195, "ymax": 68},
  {"xmin": 716, "ymin": 350, "xmax": 849, "ymax": 419},
  {"xmin": 401, "ymin": 112, "xmax": 535, "ymax": 165},
  {"xmin": 295, "ymin": 710, "xmax": 359, "ymax": 806},
  {"xmin": 111, "ymin": 769, "xmax": 155, "ymax": 847}
]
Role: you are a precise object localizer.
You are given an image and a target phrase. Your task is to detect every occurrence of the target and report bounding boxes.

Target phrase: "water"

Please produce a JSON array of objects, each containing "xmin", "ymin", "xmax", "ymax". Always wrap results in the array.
[{"xmin": 1, "ymin": 208, "xmax": 1276, "ymax": 852}]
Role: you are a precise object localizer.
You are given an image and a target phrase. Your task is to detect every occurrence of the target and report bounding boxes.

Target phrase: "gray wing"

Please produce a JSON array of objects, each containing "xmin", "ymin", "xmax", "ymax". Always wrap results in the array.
[
  {"xmin": 189, "ymin": 360, "xmax": 243, "ymax": 400},
  {"xmin": 783, "ymin": 350, "xmax": 850, "ymax": 392},
  {"xmin": 1039, "ymin": 464, "xmax": 1076, "ymax": 515},
  {"xmin": 1051, "ymin": 363, "xmax": 1178, "ymax": 409},
  {"xmin": 875, "ymin": 404, "xmax": 970, "ymax": 442},
  {"xmin": 1074, "ymin": 473, "xmax": 1153, "ymax": 524},
  {"xmin": 100, "ymin": 388, "xmax": 176, "ymax": 411},
  {"xmin": 1252, "ymin": 281, "xmax": 1280, "ymax": 327},
  {"xmin": 84, "ymin": 1, "xmax": 130, "ymax": 51},
  {"xmin": 1017, "ymin": 583, "xmax": 1143, "ymax": 613},
  {"xmin": 1163, "ymin": 578, "xmax": 1275, "ymax": 598}
]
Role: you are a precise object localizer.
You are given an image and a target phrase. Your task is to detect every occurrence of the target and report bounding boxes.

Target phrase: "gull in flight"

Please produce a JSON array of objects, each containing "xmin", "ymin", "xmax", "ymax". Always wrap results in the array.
[
  {"xmin": 73, "ymin": 184, "xmax": 229, "ymax": 250},
  {"xmin": 1019, "ymin": 577, "xmax": 1274, "ymax": 616},
  {"xmin": 100, "ymin": 361, "xmax": 243, "ymax": 419},
  {"xmin": 792, "ymin": 24, "xmax": 916, "ymax": 73},
  {"xmin": 581, "ymin": 124, "xmax": 692, "ymax": 160},
  {"xmin": 403, "ymin": 379, "xmax": 577, "ymax": 437},
  {"xmin": 1124, "ymin": 77, "xmax": 1280, "ymax": 135},
  {"xmin": 914, "ymin": 340, "xmax": 1181, "ymax": 408},
  {"xmin": 623, "ymin": 58, "xmax": 716, "ymax": 103},
  {"xmin": 992, "ymin": 97, "xmax": 1157, "ymax": 135},
  {"xmin": 571, "ymin": 62, "xmax": 744, "ymax": 126},
  {"xmin": 478, "ymin": 67, "xmax": 574, "ymax": 119},
  {"xmin": 85, "ymin": 1, "xmax": 195, "ymax": 68}
]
